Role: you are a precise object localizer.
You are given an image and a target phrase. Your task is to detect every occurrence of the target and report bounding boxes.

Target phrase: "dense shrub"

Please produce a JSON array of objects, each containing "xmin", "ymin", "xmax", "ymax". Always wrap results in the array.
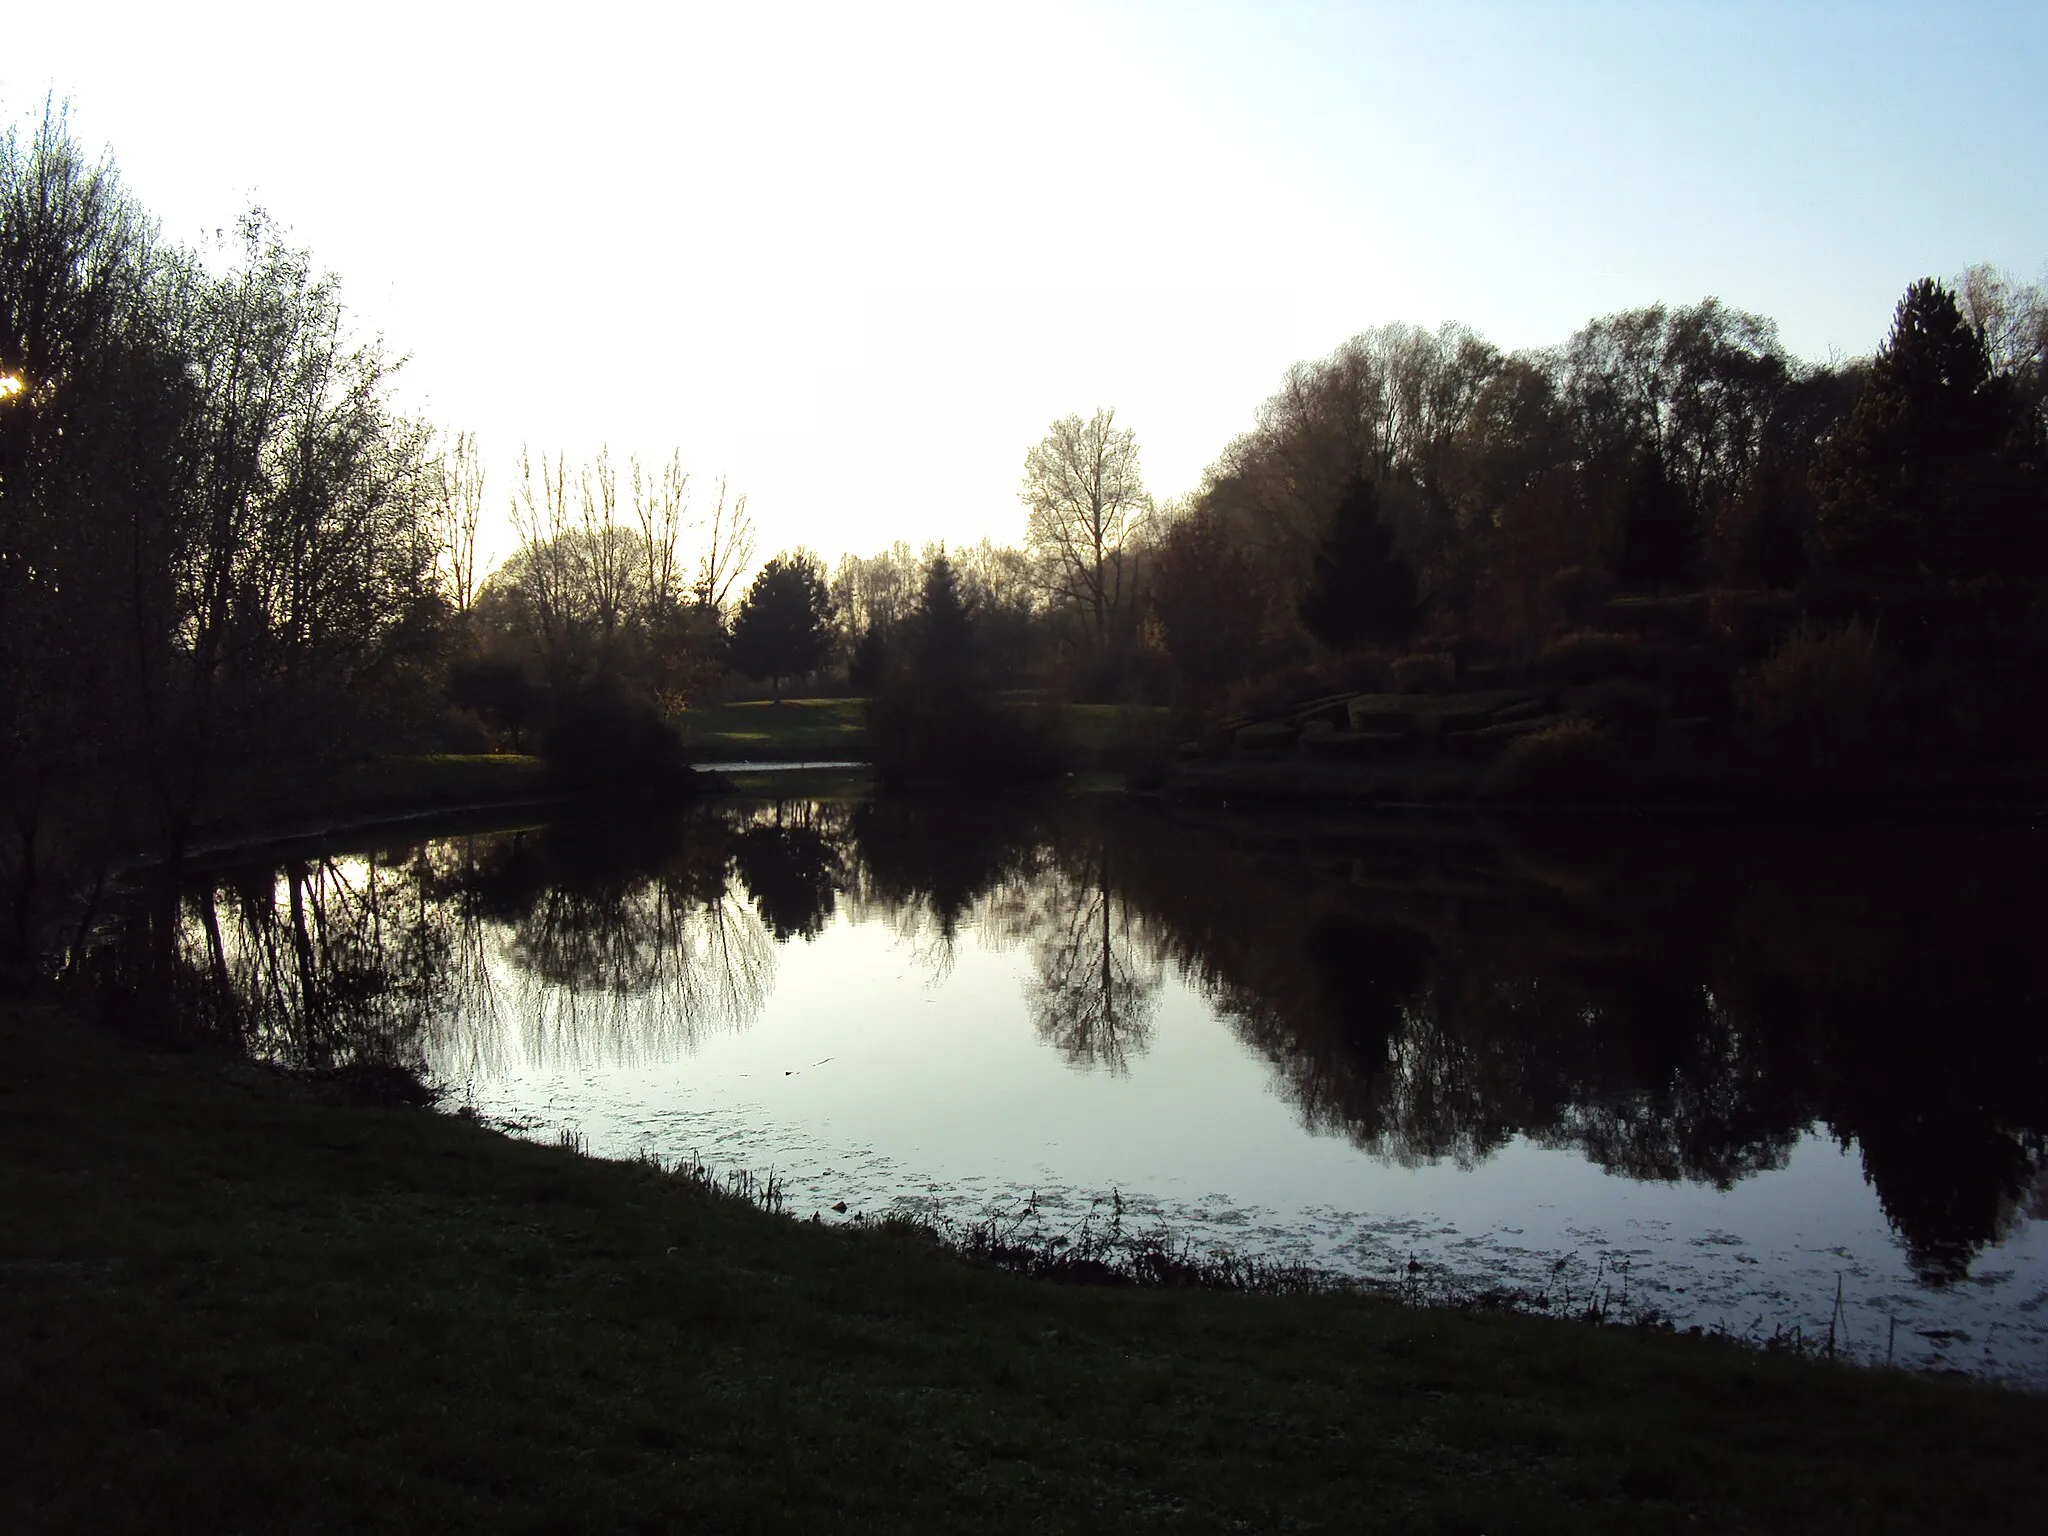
[
  {"xmin": 539, "ymin": 683, "xmax": 697, "ymax": 797},
  {"xmin": 1536, "ymin": 630, "xmax": 1646, "ymax": 686},
  {"xmin": 1391, "ymin": 652, "xmax": 1456, "ymax": 694},
  {"xmin": 866, "ymin": 685, "xmax": 1069, "ymax": 786},
  {"xmin": 1736, "ymin": 620, "xmax": 1892, "ymax": 773},
  {"xmin": 1484, "ymin": 719, "xmax": 1625, "ymax": 800},
  {"xmin": 1650, "ymin": 641, "xmax": 1738, "ymax": 719},
  {"xmin": 1540, "ymin": 566, "xmax": 1615, "ymax": 630},
  {"xmin": 446, "ymin": 656, "xmax": 547, "ymax": 750}
]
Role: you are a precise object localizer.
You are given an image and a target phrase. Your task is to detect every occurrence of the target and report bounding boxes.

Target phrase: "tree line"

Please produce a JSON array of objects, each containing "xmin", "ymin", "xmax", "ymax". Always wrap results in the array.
[{"xmin": 9, "ymin": 96, "xmax": 2048, "ymax": 953}]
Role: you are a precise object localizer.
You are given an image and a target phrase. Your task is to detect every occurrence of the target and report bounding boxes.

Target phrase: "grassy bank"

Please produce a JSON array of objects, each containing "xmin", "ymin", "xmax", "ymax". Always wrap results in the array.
[{"xmin": 3, "ymin": 999, "xmax": 2044, "ymax": 1532}]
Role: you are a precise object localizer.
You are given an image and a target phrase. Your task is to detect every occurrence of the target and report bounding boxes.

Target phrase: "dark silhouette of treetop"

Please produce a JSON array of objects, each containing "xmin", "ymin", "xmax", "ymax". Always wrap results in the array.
[
  {"xmin": 727, "ymin": 551, "xmax": 834, "ymax": 702},
  {"xmin": 910, "ymin": 552, "xmax": 977, "ymax": 686},
  {"xmin": 1816, "ymin": 277, "xmax": 2045, "ymax": 582},
  {"xmin": 1614, "ymin": 448, "xmax": 1697, "ymax": 592},
  {"xmin": 1297, "ymin": 475, "xmax": 1419, "ymax": 649}
]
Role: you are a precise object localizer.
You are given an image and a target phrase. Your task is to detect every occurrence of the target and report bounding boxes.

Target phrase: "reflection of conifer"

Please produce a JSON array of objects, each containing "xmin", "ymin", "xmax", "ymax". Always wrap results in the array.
[
  {"xmin": 731, "ymin": 823, "xmax": 838, "ymax": 941},
  {"xmin": 1297, "ymin": 476, "xmax": 1418, "ymax": 649}
]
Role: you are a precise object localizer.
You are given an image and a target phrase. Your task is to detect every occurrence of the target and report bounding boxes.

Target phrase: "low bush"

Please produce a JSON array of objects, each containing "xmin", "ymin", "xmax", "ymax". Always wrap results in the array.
[
  {"xmin": 1322, "ymin": 648, "xmax": 1395, "ymax": 695},
  {"xmin": 1536, "ymin": 630, "xmax": 1645, "ymax": 686},
  {"xmin": 1737, "ymin": 620, "xmax": 1892, "ymax": 774},
  {"xmin": 1541, "ymin": 565, "xmax": 1615, "ymax": 629},
  {"xmin": 1575, "ymin": 679, "xmax": 1669, "ymax": 742},
  {"xmin": 1484, "ymin": 718, "xmax": 1625, "ymax": 800},
  {"xmin": 865, "ymin": 685, "xmax": 1069, "ymax": 786},
  {"xmin": 540, "ymin": 682, "xmax": 697, "ymax": 798},
  {"xmin": 1391, "ymin": 652, "xmax": 1456, "ymax": 694}
]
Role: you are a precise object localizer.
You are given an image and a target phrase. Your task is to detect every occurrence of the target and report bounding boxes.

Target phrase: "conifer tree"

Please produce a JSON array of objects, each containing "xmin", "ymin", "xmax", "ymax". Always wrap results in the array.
[
  {"xmin": 1297, "ymin": 477, "xmax": 1419, "ymax": 649},
  {"xmin": 1815, "ymin": 278, "xmax": 2044, "ymax": 582},
  {"xmin": 727, "ymin": 553, "xmax": 835, "ymax": 702}
]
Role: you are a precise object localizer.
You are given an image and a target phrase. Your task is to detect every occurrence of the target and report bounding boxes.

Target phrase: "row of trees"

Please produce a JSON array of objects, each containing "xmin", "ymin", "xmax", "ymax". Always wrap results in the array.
[
  {"xmin": 0, "ymin": 109, "xmax": 796, "ymax": 953},
  {"xmin": 993, "ymin": 275, "xmax": 2047, "ymax": 715}
]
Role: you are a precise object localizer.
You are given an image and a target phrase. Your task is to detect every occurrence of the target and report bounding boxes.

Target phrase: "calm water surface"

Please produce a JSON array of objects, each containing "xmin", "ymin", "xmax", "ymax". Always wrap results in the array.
[{"xmin": 111, "ymin": 796, "xmax": 2048, "ymax": 1386}]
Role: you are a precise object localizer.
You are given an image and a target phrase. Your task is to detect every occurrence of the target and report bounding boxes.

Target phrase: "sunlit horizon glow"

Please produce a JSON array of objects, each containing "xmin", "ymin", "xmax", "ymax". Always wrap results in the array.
[{"xmin": 7, "ymin": 2, "xmax": 2046, "ymax": 576}]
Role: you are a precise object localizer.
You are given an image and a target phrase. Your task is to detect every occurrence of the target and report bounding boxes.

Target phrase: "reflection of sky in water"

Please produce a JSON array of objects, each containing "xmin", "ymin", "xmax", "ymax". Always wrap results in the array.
[{"xmin": 444, "ymin": 898, "xmax": 2048, "ymax": 1389}]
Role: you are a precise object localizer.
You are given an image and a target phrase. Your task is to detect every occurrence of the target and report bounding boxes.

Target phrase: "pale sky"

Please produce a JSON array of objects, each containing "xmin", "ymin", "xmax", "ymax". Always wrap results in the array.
[{"xmin": 9, "ymin": 2, "xmax": 2046, "ymax": 574}]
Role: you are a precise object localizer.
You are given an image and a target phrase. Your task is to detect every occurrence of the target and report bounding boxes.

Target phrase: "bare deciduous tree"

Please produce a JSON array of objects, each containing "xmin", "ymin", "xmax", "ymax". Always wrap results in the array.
[
  {"xmin": 578, "ymin": 446, "xmax": 634, "ymax": 643},
  {"xmin": 1020, "ymin": 408, "xmax": 1152, "ymax": 653},
  {"xmin": 631, "ymin": 449, "xmax": 688, "ymax": 619},
  {"xmin": 694, "ymin": 474, "xmax": 755, "ymax": 614},
  {"xmin": 436, "ymin": 430, "xmax": 484, "ymax": 614}
]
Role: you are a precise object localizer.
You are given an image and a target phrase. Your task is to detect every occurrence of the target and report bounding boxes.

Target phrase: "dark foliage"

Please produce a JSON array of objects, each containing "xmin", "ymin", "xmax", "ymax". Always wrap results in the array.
[
  {"xmin": 1815, "ymin": 278, "xmax": 2046, "ymax": 583},
  {"xmin": 539, "ymin": 683, "xmax": 696, "ymax": 798},
  {"xmin": 1613, "ymin": 449, "xmax": 1697, "ymax": 591},
  {"xmin": 866, "ymin": 560, "xmax": 1069, "ymax": 785},
  {"xmin": 1151, "ymin": 513, "xmax": 1271, "ymax": 699},
  {"xmin": 727, "ymin": 553, "xmax": 835, "ymax": 702},
  {"xmin": 446, "ymin": 657, "xmax": 545, "ymax": 750},
  {"xmin": 1298, "ymin": 477, "xmax": 1420, "ymax": 650}
]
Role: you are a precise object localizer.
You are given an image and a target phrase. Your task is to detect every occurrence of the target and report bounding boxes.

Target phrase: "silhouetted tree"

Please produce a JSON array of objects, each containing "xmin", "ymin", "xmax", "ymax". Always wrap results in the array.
[
  {"xmin": 1815, "ymin": 278, "xmax": 2046, "ymax": 583},
  {"xmin": 909, "ymin": 553, "xmax": 977, "ymax": 689},
  {"xmin": 848, "ymin": 619, "xmax": 889, "ymax": 693},
  {"xmin": 1151, "ymin": 511, "xmax": 1270, "ymax": 698},
  {"xmin": 1297, "ymin": 477, "xmax": 1419, "ymax": 649},
  {"xmin": 864, "ymin": 559, "xmax": 1066, "ymax": 785},
  {"xmin": 727, "ymin": 552, "xmax": 835, "ymax": 702},
  {"xmin": 445, "ymin": 657, "xmax": 544, "ymax": 750},
  {"xmin": 1613, "ymin": 448, "xmax": 1697, "ymax": 591}
]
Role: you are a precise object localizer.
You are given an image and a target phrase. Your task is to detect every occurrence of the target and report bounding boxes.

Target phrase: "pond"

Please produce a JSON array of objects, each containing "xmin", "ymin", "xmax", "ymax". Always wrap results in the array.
[{"xmin": 100, "ymin": 794, "xmax": 2048, "ymax": 1386}]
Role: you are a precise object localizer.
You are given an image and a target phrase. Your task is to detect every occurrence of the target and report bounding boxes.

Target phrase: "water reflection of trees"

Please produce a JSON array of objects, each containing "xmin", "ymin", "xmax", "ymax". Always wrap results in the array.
[
  {"xmin": 995, "ymin": 834, "xmax": 1161, "ymax": 1073},
  {"xmin": 111, "ymin": 811, "xmax": 783, "ymax": 1075},
  {"xmin": 1089, "ymin": 806, "xmax": 2048, "ymax": 1283},
  {"xmin": 110, "ymin": 794, "xmax": 2048, "ymax": 1282},
  {"xmin": 104, "ymin": 847, "xmax": 485, "ymax": 1079}
]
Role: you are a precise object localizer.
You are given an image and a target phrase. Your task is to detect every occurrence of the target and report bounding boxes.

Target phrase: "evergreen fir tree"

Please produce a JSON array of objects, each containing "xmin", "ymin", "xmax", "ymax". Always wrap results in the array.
[
  {"xmin": 1815, "ymin": 278, "xmax": 2045, "ymax": 582},
  {"xmin": 1297, "ymin": 476, "xmax": 1419, "ymax": 650},
  {"xmin": 727, "ymin": 554, "xmax": 835, "ymax": 702}
]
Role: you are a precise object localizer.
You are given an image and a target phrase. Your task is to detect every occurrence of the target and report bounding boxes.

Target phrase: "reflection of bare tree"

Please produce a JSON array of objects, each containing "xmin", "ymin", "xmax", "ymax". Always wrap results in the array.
[
  {"xmin": 502, "ymin": 880, "xmax": 773, "ymax": 1069},
  {"xmin": 108, "ymin": 813, "xmax": 782, "ymax": 1080},
  {"xmin": 501, "ymin": 838, "xmax": 772, "ymax": 1068},
  {"xmin": 1012, "ymin": 849, "xmax": 1162, "ymax": 1073},
  {"xmin": 151, "ymin": 850, "xmax": 472, "ymax": 1076}
]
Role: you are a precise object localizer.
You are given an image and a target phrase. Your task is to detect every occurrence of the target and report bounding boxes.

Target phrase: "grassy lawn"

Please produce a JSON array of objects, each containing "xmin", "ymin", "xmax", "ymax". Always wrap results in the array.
[
  {"xmin": 3, "ymin": 998, "xmax": 2044, "ymax": 1533},
  {"xmin": 677, "ymin": 697, "xmax": 868, "ymax": 762}
]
